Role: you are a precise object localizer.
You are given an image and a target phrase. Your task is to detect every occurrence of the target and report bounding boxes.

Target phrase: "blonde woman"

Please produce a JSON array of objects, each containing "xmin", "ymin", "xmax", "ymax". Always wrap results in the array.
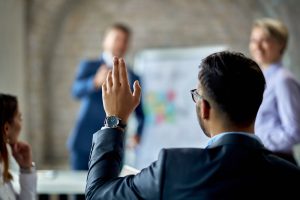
[
  {"xmin": 0, "ymin": 94, "xmax": 36, "ymax": 199},
  {"xmin": 250, "ymin": 18, "xmax": 300, "ymax": 156}
]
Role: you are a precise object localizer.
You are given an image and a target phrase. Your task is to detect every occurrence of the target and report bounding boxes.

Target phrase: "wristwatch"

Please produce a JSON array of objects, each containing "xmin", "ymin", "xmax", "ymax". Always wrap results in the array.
[
  {"xmin": 104, "ymin": 116, "xmax": 127, "ymax": 129},
  {"xmin": 20, "ymin": 162, "xmax": 36, "ymax": 174}
]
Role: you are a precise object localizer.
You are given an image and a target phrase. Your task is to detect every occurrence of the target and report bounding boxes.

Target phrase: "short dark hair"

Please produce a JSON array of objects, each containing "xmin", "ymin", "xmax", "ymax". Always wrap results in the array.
[
  {"xmin": 108, "ymin": 23, "xmax": 131, "ymax": 37},
  {"xmin": 198, "ymin": 51, "xmax": 265, "ymax": 125}
]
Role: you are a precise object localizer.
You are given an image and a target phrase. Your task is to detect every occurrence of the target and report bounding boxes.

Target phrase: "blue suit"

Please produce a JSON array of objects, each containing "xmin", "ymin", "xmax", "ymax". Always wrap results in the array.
[{"xmin": 67, "ymin": 57, "xmax": 145, "ymax": 170}]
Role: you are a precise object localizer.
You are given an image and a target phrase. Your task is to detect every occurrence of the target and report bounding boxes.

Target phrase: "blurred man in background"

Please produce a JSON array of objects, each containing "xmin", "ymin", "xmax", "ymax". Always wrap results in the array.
[
  {"xmin": 249, "ymin": 18, "xmax": 300, "ymax": 162},
  {"xmin": 67, "ymin": 23, "xmax": 145, "ymax": 171}
]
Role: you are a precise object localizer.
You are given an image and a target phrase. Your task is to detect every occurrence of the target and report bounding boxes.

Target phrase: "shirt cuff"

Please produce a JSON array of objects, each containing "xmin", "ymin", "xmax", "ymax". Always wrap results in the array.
[{"xmin": 19, "ymin": 170, "xmax": 37, "ymax": 196}]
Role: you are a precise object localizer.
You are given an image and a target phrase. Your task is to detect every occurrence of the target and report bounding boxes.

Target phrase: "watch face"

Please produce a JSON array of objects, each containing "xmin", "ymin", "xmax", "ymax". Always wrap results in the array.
[{"xmin": 106, "ymin": 116, "xmax": 119, "ymax": 128}]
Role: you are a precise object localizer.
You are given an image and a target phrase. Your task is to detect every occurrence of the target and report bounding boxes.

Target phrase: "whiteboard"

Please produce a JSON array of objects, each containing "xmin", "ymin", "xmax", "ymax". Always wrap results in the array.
[{"xmin": 134, "ymin": 46, "xmax": 227, "ymax": 169}]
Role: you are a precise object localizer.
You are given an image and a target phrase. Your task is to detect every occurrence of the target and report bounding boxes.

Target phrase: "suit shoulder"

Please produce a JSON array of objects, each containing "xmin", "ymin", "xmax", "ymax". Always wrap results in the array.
[
  {"xmin": 266, "ymin": 153, "xmax": 300, "ymax": 172},
  {"xmin": 163, "ymin": 148, "xmax": 205, "ymax": 153},
  {"xmin": 162, "ymin": 148, "xmax": 209, "ymax": 162}
]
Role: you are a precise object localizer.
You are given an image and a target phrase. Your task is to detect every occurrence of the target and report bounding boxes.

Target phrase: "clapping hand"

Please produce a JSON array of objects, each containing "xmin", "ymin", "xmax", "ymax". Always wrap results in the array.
[{"xmin": 102, "ymin": 57, "xmax": 141, "ymax": 123}]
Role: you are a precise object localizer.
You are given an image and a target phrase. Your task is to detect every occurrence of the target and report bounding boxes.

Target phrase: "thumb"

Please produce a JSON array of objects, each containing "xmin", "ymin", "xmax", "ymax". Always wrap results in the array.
[{"xmin": 133, "ymin": 80, "xmax": 142, "ymax": 103}]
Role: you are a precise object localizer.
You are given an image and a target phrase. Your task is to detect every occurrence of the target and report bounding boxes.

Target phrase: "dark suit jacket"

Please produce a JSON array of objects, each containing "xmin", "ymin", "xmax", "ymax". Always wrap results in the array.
[
  {"xmin": 86, "ymin": 129, "xmax": 300, "ymax": 200},
  {"xmin": 67, "ymin": 58, "xmax": 145, "ymax": 155}
]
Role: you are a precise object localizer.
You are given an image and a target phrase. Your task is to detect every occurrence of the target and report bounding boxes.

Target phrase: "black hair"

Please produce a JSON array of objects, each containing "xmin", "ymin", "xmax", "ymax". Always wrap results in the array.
[{"xmin": 198, "ymin": 51, "xmax": 266, "ymax": 126}]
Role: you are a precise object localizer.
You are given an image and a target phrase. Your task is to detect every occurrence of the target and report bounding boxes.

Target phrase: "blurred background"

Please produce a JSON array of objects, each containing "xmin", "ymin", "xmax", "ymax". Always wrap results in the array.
[{"xmin": 1, "ymin": 0, "xmax": 300, "ymax": 169}]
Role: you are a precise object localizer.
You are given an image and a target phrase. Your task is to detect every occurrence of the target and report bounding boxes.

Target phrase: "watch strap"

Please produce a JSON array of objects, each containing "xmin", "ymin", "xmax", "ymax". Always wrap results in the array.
[{"xmin": 104, "ymin": 116, "xmax": 127, "ymax": 129}]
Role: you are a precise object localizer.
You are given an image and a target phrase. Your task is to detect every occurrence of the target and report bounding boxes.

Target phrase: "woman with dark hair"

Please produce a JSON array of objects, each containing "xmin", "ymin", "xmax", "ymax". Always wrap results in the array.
[{"xmin": 0, "ymin": 94, "xmax": 36, "ymax": 199}]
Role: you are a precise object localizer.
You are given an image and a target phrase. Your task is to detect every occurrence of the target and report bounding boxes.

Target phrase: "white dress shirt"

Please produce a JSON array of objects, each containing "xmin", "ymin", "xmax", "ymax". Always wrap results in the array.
[
  {"xmin": 255, "ymin": 62, "xmax": 300, "ymax": 153},
  {"xmin": 0, "ymin": 162, "xmax": 37, "ymax": 200}
]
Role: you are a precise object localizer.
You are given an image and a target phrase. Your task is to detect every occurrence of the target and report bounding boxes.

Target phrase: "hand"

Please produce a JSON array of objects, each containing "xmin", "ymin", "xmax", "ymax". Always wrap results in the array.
[
  {"xmin": 94, "ymin": 64, "xmax": 109, "ymax": 88},
  {"xmin": 11, "ymin": 141, "xmax": 33, "ymax": 169},
  {"xmin": 102, "ymin": 57, "xmax": 141, "ymax": 123}
]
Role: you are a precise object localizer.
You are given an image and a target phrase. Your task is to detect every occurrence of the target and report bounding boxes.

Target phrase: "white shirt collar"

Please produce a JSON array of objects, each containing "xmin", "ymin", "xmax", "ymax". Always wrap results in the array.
[
  {"xmin": 102, "ymin": 51, "xmax": 114, "ymax": 67},
  {"xmin": 206, "ymin": 132, "xmax": 262, "ymax": 148}
]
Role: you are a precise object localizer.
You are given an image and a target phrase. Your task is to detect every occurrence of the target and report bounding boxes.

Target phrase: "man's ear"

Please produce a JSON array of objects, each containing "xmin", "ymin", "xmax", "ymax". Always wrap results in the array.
[{"xmin": 201, "ymin": 99, "xmax": 210, "ymax": 120}]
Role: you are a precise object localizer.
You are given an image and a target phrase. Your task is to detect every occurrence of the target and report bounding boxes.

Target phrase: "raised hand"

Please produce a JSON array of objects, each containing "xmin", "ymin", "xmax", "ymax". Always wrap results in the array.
[
  {"xmin": 102, "ymin": 57, "xmax": 141, "ymax": 123},
  {"xmin": 11, "ymin": 141, "xmax": 33, "ymax": 169}
]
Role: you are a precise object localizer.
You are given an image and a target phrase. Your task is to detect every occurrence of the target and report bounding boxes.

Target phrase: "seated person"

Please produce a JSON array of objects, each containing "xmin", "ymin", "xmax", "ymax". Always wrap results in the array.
[
  {"xmin": 250, "ymin": 18, "xmax": 300, "ymax": 157},
  {"xmin": 86, "ymin": 52, "xmax": 300, "ymax": 200},
  {"xmin": 0, "ymin": 94, "xmax": 36, "ymax": 199}
]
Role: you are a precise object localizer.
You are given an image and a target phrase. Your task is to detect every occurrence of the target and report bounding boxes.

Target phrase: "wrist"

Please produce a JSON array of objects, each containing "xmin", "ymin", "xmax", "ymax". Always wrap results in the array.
[
  {"xmin": 20, "ymin": 162, "xmax": 36, "ymax": 174},
  {"xmin": 104, "ymin": 115, "xmax": 127, "ymax": 129},
  {"xmin": 106, "ymin": 113, "xmax": 128, "ymax": 123}
]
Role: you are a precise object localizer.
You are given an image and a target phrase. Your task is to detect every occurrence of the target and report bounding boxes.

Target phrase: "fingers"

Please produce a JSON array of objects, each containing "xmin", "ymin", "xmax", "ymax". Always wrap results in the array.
[
  {"xmin": 112, "ymin": 57, "xmax": 120, "ymax": 86},
  {"xmin": 133, "ymin": 80, "xmax": 142, "ymax": 104},
  {"xmin": 102, "ymin": 82, "xmax": 107, "ymax": 92},
  {"xmin": 13, "ymin": 143, "xmax": 19, "ymax": 151},
  {"xmin": 106, "ymin": 70, "xmax": 113, "ymax": 91},
  {"xmin": 13, "ymin": 141, "xmax": 29, "ymax": 151},
  {"xmin": 119, "ymin": 58, "xmax": 130, "ymax": 87},
  {"xmin": 11, "ymin": 144, "xmax": 18, "ymax": 157},
  {"xmin": 11, "ymin": 141, "xmax": 30, "ymax": 159},
  {"xmin": 12, "ymin": 142, "xmax": 21, "ymax": 153}
]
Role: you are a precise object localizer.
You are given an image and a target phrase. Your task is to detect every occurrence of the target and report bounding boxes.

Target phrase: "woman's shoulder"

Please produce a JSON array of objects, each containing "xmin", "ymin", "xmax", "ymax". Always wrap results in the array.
[
  {"xmin": 0, "ymin": 171, "xmax": 16, "ymax": 200},
  {"xmin": 273, "ymin": 66, "xmax": 300, "ymax": 95},
  {"xmin": 275, "ymin": 66, "xmax": 299, "ymax": 85}
]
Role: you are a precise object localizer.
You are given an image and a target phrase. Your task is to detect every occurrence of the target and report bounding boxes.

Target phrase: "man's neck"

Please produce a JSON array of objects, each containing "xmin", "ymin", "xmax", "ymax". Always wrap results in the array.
[{"xmin": 209, "ymin": 124, "xmax": 254, "ymax": 138}]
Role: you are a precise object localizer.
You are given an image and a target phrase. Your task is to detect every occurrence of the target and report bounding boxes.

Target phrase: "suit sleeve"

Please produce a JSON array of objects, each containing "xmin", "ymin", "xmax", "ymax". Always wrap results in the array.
[
  {"xmin": 71, "ymin": 60, "xmax": 97, "ymax": 99},
  {"xmin": 85, "ymin": 129, "xmax": 165, "ymax": 200}
]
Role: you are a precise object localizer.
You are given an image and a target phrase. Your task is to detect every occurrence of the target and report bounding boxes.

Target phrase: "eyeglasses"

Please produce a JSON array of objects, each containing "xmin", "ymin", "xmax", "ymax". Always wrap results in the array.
[{"xmin": 190, "ymin": 89, "xmax": 203, "ymax": 103}]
